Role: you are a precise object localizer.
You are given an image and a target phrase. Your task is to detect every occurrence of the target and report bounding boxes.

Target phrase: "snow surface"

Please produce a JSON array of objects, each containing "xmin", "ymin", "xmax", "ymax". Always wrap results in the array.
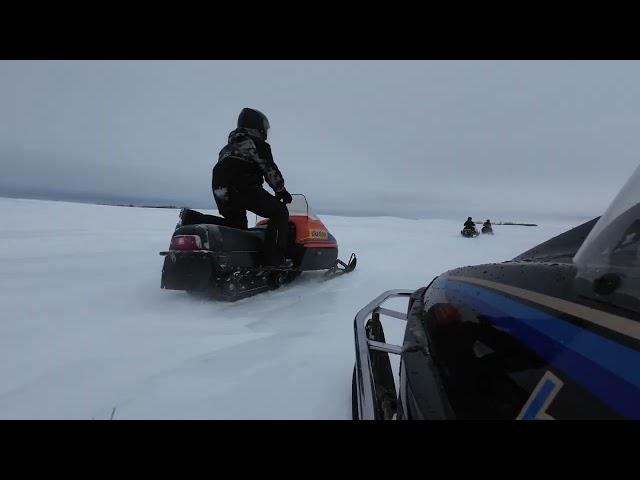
[{"xmin": 0, "ymin": 197, "xmax": 577, "ymax": 419}]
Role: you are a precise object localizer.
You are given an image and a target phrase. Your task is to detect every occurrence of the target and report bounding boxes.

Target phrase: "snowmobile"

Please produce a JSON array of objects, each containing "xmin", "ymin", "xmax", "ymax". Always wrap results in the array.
[
  {"xmin": 461, "ymin": 227, "xmax": 479, "ymax": 238},
  {"xmin": 160, "ymin": 194, "xmax": 356, "ymax": 301},
  {"xmin": 481, "ymin": 225, "xmax": 494, "ymax": 234},
  {"xmin": 352, "ymin": 165, "xmax": 640, "ymax": 420}
]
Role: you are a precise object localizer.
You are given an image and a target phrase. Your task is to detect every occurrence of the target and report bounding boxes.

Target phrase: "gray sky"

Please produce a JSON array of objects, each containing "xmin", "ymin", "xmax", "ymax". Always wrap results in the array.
[{"xmin": 1, "ymin": 60, "xmax": 638, "ymax": 220}]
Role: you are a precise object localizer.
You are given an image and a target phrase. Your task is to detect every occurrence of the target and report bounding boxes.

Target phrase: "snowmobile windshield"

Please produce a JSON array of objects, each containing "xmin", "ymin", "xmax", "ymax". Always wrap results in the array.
[
  {"xmin": 288, "ymin": 194, "xmax": 319, "ymax": 219},
  {"xmin": 254, "ymin": 194, "xmax": 318, "ymax": 225},
  {"xmin": 573, "ymin": 164, "xmax": 640, "ymax": 313}
]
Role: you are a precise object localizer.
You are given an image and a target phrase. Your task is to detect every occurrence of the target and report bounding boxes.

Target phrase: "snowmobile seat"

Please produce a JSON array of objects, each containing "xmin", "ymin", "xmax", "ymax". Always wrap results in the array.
[{"xmin": 179, "ymin": 209, "xmax": 228, "ymax": 227}]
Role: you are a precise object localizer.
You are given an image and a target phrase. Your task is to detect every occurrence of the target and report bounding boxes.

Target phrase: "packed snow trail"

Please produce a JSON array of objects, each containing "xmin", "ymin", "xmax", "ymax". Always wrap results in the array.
[{"xmin": 0, "ymin": 198, "xmax": 575, "ymax": 419}]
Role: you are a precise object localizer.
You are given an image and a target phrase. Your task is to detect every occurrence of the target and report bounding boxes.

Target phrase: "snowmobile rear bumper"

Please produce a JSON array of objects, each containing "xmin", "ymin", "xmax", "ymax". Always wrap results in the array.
[
  {"xmin": 353, "ymin": 289, "xmax": 414, "ymax": 420},
  {"xmin": 160, "ymin": 250, "xmax": 248, "ymax": 271},
  {"xmin": 160, "ymin": 251, "xmax": 215, "ymax": 291}
]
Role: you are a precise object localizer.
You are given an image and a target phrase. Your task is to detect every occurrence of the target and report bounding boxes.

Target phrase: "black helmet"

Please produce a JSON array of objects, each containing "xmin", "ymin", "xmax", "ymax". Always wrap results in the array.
[
  {"xmin": 238, "ymin": 108, "xmax": 270, "ymax": 140},
  {"xmin": 467, "ymin": 217, "xmax": 472, "ymax": 221}
]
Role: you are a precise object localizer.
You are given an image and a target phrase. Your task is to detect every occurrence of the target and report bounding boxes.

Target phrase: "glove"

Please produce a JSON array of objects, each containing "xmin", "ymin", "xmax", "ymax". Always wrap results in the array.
[{"xmin": 277, "ymin": 188, "xmax": 292, "ymax": 204}]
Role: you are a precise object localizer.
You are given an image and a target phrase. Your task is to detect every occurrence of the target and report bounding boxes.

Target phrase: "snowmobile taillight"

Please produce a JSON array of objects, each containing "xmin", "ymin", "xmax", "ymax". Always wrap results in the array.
[{"xmin": 170, "ymin": 235, "xmax": 203, "ymax": 251}]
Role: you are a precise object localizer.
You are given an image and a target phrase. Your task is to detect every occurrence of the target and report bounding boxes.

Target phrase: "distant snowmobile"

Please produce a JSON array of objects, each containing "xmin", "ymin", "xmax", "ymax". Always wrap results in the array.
[
  {"xmin": 461, "ymin": 217, "xmax": 479, "ymax": 237},
  {"xmin": 159, "ymin": 194, "xmax": 356, "ymax": 301},
  {"xmin": 481, "ymin": 220, "xmax": 494, "ymax": 235}
]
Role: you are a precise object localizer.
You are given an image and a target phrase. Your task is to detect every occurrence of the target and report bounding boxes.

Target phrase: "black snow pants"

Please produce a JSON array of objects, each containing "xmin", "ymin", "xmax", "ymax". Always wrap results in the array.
[{"xmin": 215, "ymin": 186, "xmax": 290, "ymax": 266}]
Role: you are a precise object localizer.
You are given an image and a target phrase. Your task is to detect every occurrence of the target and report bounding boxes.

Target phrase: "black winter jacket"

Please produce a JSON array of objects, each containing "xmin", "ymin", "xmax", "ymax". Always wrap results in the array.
[{"xmin": 212, "ymin": 128, "xmax": 285, "ymax": 201}]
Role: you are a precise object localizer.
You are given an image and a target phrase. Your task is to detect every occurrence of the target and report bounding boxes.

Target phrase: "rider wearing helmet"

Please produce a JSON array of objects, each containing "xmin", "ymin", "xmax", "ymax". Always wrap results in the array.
[
  {"xmin": 212, "ymin": 108, "xmax": 293, "ymax": 268},
  {"xmin": 464, "ymin": 217, "xmax": 476, "ymax": 230}
]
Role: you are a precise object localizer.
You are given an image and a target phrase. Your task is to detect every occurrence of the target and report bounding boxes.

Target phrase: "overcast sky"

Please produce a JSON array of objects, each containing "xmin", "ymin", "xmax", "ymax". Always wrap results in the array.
[{"xmin": 1, "ymin": 60, "xmax": 638, "ymax": 220}]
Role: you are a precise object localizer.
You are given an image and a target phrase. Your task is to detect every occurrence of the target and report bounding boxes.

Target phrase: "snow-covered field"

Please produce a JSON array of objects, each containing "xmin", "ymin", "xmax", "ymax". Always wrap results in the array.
[{"xmin": 0, "ymin": 197, "xmax": 577, "ymax": 419}]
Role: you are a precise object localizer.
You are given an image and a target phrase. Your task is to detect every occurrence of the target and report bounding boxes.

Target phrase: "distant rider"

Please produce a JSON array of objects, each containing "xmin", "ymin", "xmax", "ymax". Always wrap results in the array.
[
  {"xmin": 483, "ymin": 219, "xmax": 492, "ymax": 229},
  {"xmin": 464, "ymin": 217, "xmax": 476, "ymax": 230},
  {"xmin": 212, "ymin": 108, "xmax": 293, "ymax": 268}
]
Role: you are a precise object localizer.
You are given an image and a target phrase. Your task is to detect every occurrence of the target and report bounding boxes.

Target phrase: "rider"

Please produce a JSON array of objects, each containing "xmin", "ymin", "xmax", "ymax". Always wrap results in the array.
[
  {"xmin": 464, "ymin": 217, "xmax": 476, "ymax": 230},
  {"xmin": 483, "ymin": 219, "xmax": 492, "ymax": 228},
  {"xmin": 212, "ymin": 108, "xmax": 293, "ymax": 268}
]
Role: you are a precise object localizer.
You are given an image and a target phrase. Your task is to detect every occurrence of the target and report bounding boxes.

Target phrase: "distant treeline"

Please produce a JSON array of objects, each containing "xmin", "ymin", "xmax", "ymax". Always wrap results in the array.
[
  {"xmin": 474, "ymin": 221, "xmax": 538, "ymax": 227},
  {"xmin": 96, "ymin": 202, "xmax": 540, "ymax": 224},
  {"xmin": 98, "ymin": 202, "xmax": 180, "ymax": 209}
]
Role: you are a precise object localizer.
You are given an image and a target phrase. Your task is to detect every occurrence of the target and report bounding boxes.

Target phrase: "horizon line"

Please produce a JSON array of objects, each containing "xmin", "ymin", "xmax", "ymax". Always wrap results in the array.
[{"xmin": 0, "ymin": 192, "xmax": 595, "ymax": 223}]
